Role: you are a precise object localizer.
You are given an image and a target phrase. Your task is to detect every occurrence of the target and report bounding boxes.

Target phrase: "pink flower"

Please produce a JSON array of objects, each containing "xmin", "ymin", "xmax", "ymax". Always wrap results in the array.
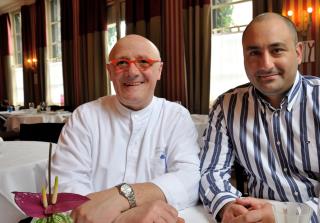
[{"xmin": 13, "ymin": 192, "xmax": 89, "ymax": 218}]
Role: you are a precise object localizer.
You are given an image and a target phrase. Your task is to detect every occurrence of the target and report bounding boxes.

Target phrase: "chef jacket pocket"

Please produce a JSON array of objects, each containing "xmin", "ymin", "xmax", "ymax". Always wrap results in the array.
[{"xmin": 150, "ymin": 146, "xmax": 168, "ymax": 178}]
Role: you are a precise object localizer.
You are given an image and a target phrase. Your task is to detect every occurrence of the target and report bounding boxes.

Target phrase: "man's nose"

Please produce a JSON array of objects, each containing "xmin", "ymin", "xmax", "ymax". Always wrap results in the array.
[
  {"xmin": 259, "ymin": 52, "xmax": 274, "ymax": 69},
  {"xmin": 127, "ymin": 62, "xmax": 141, "ymax": 75}
]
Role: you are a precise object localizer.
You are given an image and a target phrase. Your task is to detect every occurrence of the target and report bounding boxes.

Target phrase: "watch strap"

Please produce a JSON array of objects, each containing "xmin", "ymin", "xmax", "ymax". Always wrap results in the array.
[{"xmin": 116, "ymin": 183, "xmax": 137, "ymax": 208}]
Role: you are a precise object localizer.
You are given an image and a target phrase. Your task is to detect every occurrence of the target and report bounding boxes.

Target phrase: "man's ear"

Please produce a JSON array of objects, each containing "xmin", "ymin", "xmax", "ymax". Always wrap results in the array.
[
  {"xmin": 296, "ymin": 42, "xmax": 303, "ymax": 65},
  {"xmin": 157, "ymin": 62, "xmax": 163, "ymax": 80},
  {"xmin": 106, "ymin": 64, "xmax": 114, "ymax": 80}
]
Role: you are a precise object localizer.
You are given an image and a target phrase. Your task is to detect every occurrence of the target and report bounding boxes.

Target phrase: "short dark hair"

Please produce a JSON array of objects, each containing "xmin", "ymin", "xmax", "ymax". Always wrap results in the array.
[{"xmin": 242, "ymin": 12, "xmax": 298, "ymax": 44}]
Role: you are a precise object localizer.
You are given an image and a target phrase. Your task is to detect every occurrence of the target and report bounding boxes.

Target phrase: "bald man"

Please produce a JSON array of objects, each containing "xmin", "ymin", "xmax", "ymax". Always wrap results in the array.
[
  {"xmin": 51, "ymin": 35, "xmax": 200, "ymax": 223},
  {"xmin": 200, "ymin": 13, "xmax": 319, "ymax": 223}
]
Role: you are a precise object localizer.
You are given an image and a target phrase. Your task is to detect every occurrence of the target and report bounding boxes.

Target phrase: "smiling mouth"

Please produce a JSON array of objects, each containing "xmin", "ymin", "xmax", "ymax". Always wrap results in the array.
[
  {"xmin": 257, "ymin": 73, "xmax": 278, "ymax": 77},
  {"xmin": 256, "ymin": 73, "xmax": 280, "ymax": 80},
  {"xmin": 123, "ymin": 82, "xmax": 144, "ymax": 86}
]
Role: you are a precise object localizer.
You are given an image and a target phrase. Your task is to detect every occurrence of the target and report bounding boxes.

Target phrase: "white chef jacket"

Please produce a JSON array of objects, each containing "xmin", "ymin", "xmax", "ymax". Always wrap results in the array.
[{"xmin": 51, "ymin": 96, "xmax": 200, "ymax": 210}]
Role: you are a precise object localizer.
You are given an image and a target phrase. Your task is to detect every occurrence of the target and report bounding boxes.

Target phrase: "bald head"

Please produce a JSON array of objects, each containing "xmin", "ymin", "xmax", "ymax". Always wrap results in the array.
[
  {"xmin": 109, "ymin": 34, "xmax": 161, "ymax": 60},
  {"xmin": 242, "ymin": 12, "xmax": 298, "ymax": 45}
]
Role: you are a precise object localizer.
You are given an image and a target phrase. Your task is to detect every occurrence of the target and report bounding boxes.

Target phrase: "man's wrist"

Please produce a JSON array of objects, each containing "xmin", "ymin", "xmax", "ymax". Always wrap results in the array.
[
  {"xmin": 216, "ymin": 202, "xmax": 232, "ymax": 222},
  {"xmin": 116, "ymin": 183, "xmax": 137, "ymax": 210}
]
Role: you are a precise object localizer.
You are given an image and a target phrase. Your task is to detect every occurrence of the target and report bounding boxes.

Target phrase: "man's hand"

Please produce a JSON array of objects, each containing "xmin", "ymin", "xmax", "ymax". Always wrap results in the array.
[
  {"xmin": 228, "ymin": 197, "xmax": 275, "ymax": 223},
  {"xmin": 220, "ymin": 200, "xmax": 249, "ymax": 223},
  {"xmin": 71, "ymin": 188, "xmax": 128, "ymax": 223},
  {"xmin": 113, "ymin": 200, "xmax": 185, "ymax": 223}
]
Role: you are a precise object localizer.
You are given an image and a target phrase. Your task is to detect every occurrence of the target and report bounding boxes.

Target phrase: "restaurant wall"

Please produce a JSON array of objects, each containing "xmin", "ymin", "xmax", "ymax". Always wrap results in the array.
[{"xmin": 282, "ymin": 0, "xmax": 320, "ymax": 76}]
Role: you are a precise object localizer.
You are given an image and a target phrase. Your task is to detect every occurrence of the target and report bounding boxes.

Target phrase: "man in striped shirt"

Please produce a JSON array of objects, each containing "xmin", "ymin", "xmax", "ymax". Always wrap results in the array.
[{"xmin": 200, "ymin": 12, "xmax": 320, "ymax": 223}]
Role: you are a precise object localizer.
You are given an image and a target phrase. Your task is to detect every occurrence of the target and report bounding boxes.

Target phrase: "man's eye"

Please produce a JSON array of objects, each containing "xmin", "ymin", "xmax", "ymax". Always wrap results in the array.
[
  {"xmin": 272, "ymin": 48, "xmax": 284, "ymax": 54},
  {"xmin": 137, "ymin": 59, "xmax": 150, "ymax": 65},
  {"xmin": 116, "ymin": 60, "xmax": 129, "ymax": 66},
  {"xmin": 248, "ymin": 51, "xmax": 260, "ymax": 56}
]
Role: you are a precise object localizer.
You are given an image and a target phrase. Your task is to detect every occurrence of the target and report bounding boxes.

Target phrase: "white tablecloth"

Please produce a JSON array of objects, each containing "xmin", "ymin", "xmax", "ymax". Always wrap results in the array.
[
  {"xmin": 5, "ymin": 110, "xmax": 71, "ymax": 132},
  {"xmin": 0, "ymin": 141, "xmax": 55, "ymax": 223},
  {"xmin": 0, "ymin": 141, "xmax": 212, "ymax": 223},
  {"xmin": 179, "ymin": 204, "xmax": 212, "ymax": 223}
]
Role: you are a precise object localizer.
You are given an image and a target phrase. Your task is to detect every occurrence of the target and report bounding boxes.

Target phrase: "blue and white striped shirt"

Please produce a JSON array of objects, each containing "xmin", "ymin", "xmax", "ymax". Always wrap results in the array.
[{"xmin": 200, "ymin": 73, "xmax": 320, "ymax": 222}]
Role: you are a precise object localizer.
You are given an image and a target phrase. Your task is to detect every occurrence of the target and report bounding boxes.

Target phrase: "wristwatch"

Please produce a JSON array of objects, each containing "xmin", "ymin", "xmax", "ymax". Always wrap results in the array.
[{"xmin": 116, "ymin": 183, "xmax": 137, "ymax": 208}]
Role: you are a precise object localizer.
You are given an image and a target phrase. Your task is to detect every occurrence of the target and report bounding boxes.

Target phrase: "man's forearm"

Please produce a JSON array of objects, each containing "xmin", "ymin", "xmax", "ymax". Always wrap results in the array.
[
  {"xmin": 132, "ymin": 182, "xmax": 167, "ymax": 205},
  {"xmin": 88, "ymin": 182, "xmax": 167, "ymax": 213}
]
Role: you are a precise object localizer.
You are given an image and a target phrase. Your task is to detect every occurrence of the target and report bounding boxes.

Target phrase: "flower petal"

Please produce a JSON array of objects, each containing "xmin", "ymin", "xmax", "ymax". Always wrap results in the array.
[
  {"xmin": 44, "ymin": 193, "xmax": 90, "ymax": 214},
  {"xmin": 13, "ymin": 192, "xmax": 46, "ymax": 218},
  {"xmin": 13, "ymin": 192, "xmax": 90, "ymax": 217}
]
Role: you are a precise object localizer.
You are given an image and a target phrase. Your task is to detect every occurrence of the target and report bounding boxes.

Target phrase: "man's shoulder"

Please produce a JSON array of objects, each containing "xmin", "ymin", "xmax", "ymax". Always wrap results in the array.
[
  {"xmin": 217, "ymin": 82, "xmax": 251, "ymax": 101},
  {"xmin": 154, "ymin": 97, "xmax": 190, "ymax": 116},
  {"xmin": 301, "ymin": 75, "xmax": 320, "ymax": 87},
  {"xmin": 74, "ymin": 95, "xmax": 115, "ymax": 114}
]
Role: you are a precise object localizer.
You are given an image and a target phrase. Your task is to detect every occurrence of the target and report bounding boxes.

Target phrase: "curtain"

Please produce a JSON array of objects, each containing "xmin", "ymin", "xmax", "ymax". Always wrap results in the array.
[
  {"xmin": 125, "ymin": 0, "xmax": 167, "ymax": 101},
  {"xmin": 0, "ymin": 13, "xmax": 13, "ymax": 104},
  {"xmin": 282, "ymin": 0, "xmax": 320, "ymax": 76},
  {"xmin": 21, "ymin": 0, "xmax": 47, "ymax": 107},
  {"xmin": 183, "ymin": 0, "xmax": 211, "ymax": 114},
  {"xmin": 61, "ymin": 0, "xmax": 108, "ymax": 110},
  {"xmin": 126, "ymin": 0, "xmax": 211, "ymax": 114},
  {"xmin": 162, "ymin": 0, "xmax": 187, "ymax": 107},
  {"xmin": 252, "ymin": 0, "xmax": 283, "ymax": 17}
]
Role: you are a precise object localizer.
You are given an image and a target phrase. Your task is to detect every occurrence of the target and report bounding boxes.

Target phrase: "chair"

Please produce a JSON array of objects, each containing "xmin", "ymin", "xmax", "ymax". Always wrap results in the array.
[
  {"xmin": 49, "ymin": 105, "xmax": 73, "ymax": 112},
  {"xmin": 234, "ymin": 161, "xmax": 248, "ymax": 196},
  {"xmin": 19, "ymin": 123, "xmax": 65, "ymax": 143},
  {"xmin": 0, "ymin": 115, "xmax": 20, "ymax": 140}
]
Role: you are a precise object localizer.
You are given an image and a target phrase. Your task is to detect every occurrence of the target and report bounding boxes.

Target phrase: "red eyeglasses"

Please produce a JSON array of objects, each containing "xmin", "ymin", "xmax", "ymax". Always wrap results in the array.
[{"xmin": 109, "ymin": 58, "xmax": 161, "ymax": 71}]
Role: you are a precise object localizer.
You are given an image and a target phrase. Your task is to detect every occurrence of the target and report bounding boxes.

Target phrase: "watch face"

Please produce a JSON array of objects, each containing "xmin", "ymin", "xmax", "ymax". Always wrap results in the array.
[
  {"xmin": 118, "ymin": 183, "xmax": 136, "ymax": 208},
  {"xmin": 121, "ymin": 184, "xmax": 132, "ymax": 195}
]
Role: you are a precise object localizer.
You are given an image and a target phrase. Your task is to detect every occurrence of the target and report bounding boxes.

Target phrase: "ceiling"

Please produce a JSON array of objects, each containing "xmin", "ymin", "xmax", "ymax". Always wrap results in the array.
[{"xmin": 0, "ymin": 0, "xmax": 34, "ymax": 14}]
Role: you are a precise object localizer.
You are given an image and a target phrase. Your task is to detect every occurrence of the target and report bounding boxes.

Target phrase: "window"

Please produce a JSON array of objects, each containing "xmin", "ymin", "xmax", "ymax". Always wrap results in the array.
[
  {"xmin": 210, "ymin": 0, "xmax": 252, "ymax": 104},
  {"xmin": 46, "ymin": 0, "xmax": 64, "ymax": 105},
  {"xmin": 11, "ymin": 11, "xmax": 24, "ymax": 106},
  {"xmin": 106, "ymin": 0, "xmax": 126, "ymax": 95}
]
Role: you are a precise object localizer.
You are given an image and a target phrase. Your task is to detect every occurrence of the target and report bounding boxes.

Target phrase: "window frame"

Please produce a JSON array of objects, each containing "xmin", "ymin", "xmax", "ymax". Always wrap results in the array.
[
  {"xmin": 210, "ymin": 0, "xmax": 252, "ymax": 104},
  {"xmin": 212, "ymin": 0, "xmax": 251, "ymax": 34},
  {"xmin": 46, "ymin": 0, "xmax": 61, "ymax": 61},
  {"xmin": 45, "ymin": 0, "xmax": 64, "ymax": 105},
  {"xmin": 11, "ymin": 10, "xmax": 22, "ymax": 66}
]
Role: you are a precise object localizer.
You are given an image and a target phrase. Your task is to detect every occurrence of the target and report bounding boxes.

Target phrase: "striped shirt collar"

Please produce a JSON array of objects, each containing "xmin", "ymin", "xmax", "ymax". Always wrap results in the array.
[{"xmin": 253, "ymin": 72, "xmax": 301, "ymax": 112}]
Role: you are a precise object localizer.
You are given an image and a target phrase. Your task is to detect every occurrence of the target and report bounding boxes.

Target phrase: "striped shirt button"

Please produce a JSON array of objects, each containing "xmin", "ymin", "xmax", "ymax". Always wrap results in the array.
[
  {"xmin": 276, "ymin": 141, "xmax": 281, "ymax": 145},
  {"xmin": 274, "ymin": 113, "xmax": 278, "ymax": 117},
  {"xmin": 283, "ymin": 168, "xmax": 288, "ymax": 172},
  {"xmin": 294, "ymin": 191, "xmax": 299, "ymax": 196}
]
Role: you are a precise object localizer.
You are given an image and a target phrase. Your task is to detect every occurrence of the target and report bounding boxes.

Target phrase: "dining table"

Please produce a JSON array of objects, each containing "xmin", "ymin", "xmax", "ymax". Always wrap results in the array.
[
  {"xmin": 2, "ymin": 110, "xmax": 71, "ymax": 132},
  {"xmin": 0, "ymin": 141, "xmax": 55, "ymax": 223},
  {"xmin": 0, "ymin": 140, "xmax": 294, "ymax": 223},
  {"xmin": 0, "ymin": 140, "xmax": 213, "ymax": 223}
]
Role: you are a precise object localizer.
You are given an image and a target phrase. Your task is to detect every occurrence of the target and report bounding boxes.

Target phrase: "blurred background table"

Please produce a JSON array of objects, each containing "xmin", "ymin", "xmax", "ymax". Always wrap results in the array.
[
  {"xmin": 4, "ymin": 110, "xmax": 71, "ymax": 132},
  {"xmin": 0, "ymin": 141, "xmax": 55, "ymax": 223}
]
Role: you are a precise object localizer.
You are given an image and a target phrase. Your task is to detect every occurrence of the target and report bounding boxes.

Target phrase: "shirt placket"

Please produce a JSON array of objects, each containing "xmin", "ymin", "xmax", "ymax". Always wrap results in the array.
[{"xmin": 123, "ymin": 113, "xmax": 144, "ymax": 182}]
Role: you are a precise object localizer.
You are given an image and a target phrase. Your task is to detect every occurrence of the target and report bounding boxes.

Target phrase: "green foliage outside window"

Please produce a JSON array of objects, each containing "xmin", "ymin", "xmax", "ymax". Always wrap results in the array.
[{"xmin": 213, "ymin": 0, "xmax": 234, "ymax": 29}]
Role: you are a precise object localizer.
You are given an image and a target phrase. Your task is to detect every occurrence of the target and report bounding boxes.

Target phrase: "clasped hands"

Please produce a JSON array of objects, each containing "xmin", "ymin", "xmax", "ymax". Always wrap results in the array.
[
  {"xmin": 70, "ymin": 188, "xmax": 184, "ymax": 223},
  {"xmin": 220, "ymin": 197, "xmax": 275, "ymax": 223}
]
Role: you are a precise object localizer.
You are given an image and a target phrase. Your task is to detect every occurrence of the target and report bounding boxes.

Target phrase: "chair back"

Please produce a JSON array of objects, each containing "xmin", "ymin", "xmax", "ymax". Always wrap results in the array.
[{"xmin": 19, "ymin": 123, "xmax": 65, "ymax": 143}]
